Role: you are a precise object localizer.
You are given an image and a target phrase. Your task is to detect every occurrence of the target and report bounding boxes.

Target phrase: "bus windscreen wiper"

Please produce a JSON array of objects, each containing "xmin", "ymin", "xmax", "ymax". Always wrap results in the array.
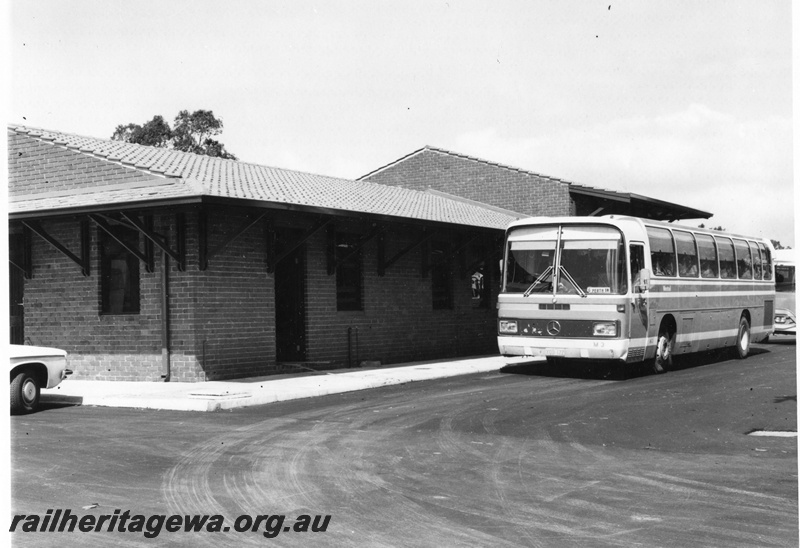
[
  {"xmin": 523, "ymin": 266, "xmax": 554, "ymax": 297},
  {"xmin": 558, "ymin": 266, "xmax": 587, "ymax": 297}
]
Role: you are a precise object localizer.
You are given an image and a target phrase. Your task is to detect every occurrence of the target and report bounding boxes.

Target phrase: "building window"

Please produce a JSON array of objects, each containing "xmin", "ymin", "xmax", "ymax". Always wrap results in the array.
[
  {"xmin": 336, "ymin": 233, "xmax": 363, "ymax": 311},
  {"xmin": 471, "ymin": 261, "xmax": 491, "ymax": 309},
  {"xmin": 431, "ymin": 241, "xmax": 453, "ymax": 309},
  {"xmin": 100, "ymin": 225, "xmax": 140, "ymax": 314}
]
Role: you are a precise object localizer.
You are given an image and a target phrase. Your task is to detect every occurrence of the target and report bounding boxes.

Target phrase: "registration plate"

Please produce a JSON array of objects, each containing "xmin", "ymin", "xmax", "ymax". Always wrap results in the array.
[{"xmin": 544, "ymin": 348, "xmax": 566, "ymax": 357}]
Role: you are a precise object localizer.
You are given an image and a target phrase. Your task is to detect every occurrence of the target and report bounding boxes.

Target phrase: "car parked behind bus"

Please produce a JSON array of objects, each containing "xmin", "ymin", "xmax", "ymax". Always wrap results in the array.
[{"xmin": 773, "ymin": 249, "xmax": 796, "ymax": 336}]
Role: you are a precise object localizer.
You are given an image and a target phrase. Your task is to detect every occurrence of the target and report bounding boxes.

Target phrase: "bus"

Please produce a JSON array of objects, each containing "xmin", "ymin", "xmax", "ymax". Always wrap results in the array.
[
  {"xmin": 497, "ymin": 216, "xmax": 775, "ymax": 372},
  {"xmin": 773, "ymin": 249, "xmax": 795, "ymax": 336}
]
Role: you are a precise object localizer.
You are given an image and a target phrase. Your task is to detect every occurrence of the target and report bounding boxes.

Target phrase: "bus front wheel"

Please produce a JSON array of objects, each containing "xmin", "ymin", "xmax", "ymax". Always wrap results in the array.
[
  {"xmin": 653, "ymin": 327, "xmax": 674, "ymax": 374},
  {"xmin": 735, "ymin": 316, "xmax": 751, "ymax": 359}
]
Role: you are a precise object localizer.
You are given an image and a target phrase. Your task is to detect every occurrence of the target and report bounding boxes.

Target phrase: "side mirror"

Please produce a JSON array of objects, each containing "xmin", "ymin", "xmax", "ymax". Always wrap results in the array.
[{"xmin": 637, "ymin": 268, "xmax": 651, "ymax": 292}]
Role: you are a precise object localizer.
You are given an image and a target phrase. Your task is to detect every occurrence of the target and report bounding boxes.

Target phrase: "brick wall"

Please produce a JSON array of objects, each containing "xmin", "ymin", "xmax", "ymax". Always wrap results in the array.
[
  {"xmin": 16, "ymin": 211, "xmax": 500, "ymax": 381},
  {"xmin": 9, "ymin": 134, "xmax": 503, "ymax": 382},
  {"xmin": 15, "ymin": 209, "xmax": 279, "ymax": 382},
  {"xmin": 191, "ymin": 209, "xmax": 276, "ymax": 380},
  {"xmin": 363, "ymin": 149, "xmax": 573, "ymax": 217},
  {"xmin": 20, "ymin": 216, "xmax": 165, "ymax": 380},
  {"xmin": 304, "ymin": 225, "xmax": 498, "ymax": 367}
]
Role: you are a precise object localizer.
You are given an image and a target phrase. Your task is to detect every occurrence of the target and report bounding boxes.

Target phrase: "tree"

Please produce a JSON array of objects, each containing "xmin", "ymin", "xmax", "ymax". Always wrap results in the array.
[
  {"xmin": 698, "ymin": 224, "xmax": 726, "ymax": 232},
  {"xmin": 771, "ymin": 240, "xmax": 791, "ymax": 250},
  {"xmin": 112, "ymin": 115, "xmax": 172, "ymax": 148},
  {"xmin": 111, "ymin": 110, "xmax": 237, "ymax": 159}
]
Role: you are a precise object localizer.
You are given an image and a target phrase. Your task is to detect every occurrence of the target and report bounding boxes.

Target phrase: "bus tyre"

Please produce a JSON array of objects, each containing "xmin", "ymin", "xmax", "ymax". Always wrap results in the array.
[
  {"xmin": 735, "ymin": 316, "xmax": 751, "ymax": 359},
  {"xmin": 653, "ymin": 329, "xmax": 674, "ymax": 374}
]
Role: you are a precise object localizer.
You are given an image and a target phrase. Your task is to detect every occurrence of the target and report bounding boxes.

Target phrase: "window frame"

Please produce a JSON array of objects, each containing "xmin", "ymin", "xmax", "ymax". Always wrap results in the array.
[
  {"xmin": 733, "ymin": 239, "xmax": 753, "ymax": 279},
  {"xmin": 716, "ymin": 237, "xmax": 737, "ymax": 279},
  {"xmin": 99, "ymin": 224, "xmax": 141, "ymax": 315},
  {"xmin": 335, "ymin": 232, "xmax": 364, "ymax": 312},
  {"xmin": 695, "ymin": 233, "xmax": 719, "ymax": 278},
  {"xmin": 646, "ymin": 227, "xmax": 677, "ymax": 278},
  {"xmin": 674, "ymin": 230, "xmax": 699, "ymax": 278}
]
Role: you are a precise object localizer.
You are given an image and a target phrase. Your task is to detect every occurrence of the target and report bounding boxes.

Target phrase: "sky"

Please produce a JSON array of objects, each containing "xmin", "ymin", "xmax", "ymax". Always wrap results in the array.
[{"xmin": 4, "ymin": 0, "xmax": 796, "ymax": 246}]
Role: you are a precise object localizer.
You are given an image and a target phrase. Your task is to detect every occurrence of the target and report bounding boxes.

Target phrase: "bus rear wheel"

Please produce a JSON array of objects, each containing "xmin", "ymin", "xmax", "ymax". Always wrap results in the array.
[
  {"xmin": 653, "ymin": 328, "xmax": 674, "ymax": 374},
  {"xmin": 735, "ymin": 316, "xmax": 751, "ymax": 359}
]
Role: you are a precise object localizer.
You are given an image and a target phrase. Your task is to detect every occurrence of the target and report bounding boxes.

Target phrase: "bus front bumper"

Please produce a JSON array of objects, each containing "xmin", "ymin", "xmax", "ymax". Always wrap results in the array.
[{"xmin": 497, "ymin": 336, "xmax": 629, "ymax": 361}]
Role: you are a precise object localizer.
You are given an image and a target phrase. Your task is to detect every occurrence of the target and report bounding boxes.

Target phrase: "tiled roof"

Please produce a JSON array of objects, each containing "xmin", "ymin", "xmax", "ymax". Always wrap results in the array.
[
  {"xmin": 359, "ymin": 145, "xmax": 712, "ymax": 220},
  {"xmin": 8, "ymin": 126, "xmax": 521, "ymax": 230}
]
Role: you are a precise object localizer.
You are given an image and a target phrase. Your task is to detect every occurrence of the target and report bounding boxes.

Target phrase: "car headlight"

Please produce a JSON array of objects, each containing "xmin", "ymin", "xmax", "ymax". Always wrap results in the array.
[
  {"xmin": 592, "ymin": 322, "xmax": 617, "ymax": 337},
  {"xmin": 499, "ymin": 320, "xmax": 518, "ymax": 334}
]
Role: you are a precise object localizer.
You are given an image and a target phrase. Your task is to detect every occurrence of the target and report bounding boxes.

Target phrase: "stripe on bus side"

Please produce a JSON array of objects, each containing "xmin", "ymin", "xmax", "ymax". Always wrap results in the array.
[{"xmin": 629, "ymin": 324, "xmax": 771, "ymax": 349}]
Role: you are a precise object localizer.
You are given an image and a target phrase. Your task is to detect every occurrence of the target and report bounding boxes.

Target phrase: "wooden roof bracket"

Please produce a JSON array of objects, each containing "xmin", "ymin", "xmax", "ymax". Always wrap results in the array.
[
  {"xmin": 199, "ymin": 207, "xmax": 266, "ymax": 271},
  {"xmin": 421, "ymin": 233, "xmax": 480, "ymax": 277},
  {"xmin": 328, "ymin": 224, "xmax": 385, "ymax": 275},
  {"xmin": 90, "ymin": 214, "xmax": 152, "ymax": 271},
  {"xmin": 267, "ymin": 217, "xmax": 331, "ymax": 274},
  {"xmin": 461, "ymin": 235, "xmax": 503, "ymax": 277},
  {"xmin": 378, "ymin": 228, "xmax": 434, "ymax": 277},
  {"xmin": 119, "ymin": 212, "xmax": 186, "ymax": 272},
  {"xmin": 21, "ymin": 219, "xmax": 91, "ymax": 277}
]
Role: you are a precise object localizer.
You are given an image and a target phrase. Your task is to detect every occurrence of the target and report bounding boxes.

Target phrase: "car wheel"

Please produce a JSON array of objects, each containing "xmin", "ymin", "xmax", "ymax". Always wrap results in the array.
[
  {"xmin": 10, "ymin": 371, "xmax": 40, "ymax": 414},
  {"xmin": 735, "ymin": 316, "xmax": 751, "ymax": 359},
  {"xmin": 653, "ymin": 327, "xmax": 674, "ymax": 374}
]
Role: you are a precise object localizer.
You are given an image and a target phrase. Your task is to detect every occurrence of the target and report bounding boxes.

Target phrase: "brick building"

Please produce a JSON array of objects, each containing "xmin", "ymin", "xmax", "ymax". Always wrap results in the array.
[
  {"xmin": 7, "ymin": 127, "xmax": 708, "ymax": 382},
  {"xmin": 8, "ymin": 126, "xmax": 524, "ymax": 381},
  {"xmin": 359, "ymin": 146, "xmax": 711, "ymax": 221}
]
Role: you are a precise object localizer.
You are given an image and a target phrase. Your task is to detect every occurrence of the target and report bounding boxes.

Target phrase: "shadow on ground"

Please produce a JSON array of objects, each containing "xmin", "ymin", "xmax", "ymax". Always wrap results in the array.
[
  {"xmin": 37, "ymin": 394, "xmax": 84, "ymax": 411},
  {"xmin": 500, "ymin": 346, "xmax": 776, "ymax": 381}
]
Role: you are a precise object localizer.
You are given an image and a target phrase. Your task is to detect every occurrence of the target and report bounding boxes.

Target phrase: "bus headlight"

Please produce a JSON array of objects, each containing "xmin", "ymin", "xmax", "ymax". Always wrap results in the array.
[
  {"xmin": 592, "ymin": 322, "xmax": 617, "ymax": 337},
  {"xmin": 499, "ymin": 320, "xmax": 518, "ymax": 334}
]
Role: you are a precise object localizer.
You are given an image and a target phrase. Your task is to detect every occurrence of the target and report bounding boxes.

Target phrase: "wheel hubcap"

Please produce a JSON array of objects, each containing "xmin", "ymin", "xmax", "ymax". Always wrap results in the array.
[{"xmin": 21, "ymin": 380, "xmax": 36, "ymax": 404}]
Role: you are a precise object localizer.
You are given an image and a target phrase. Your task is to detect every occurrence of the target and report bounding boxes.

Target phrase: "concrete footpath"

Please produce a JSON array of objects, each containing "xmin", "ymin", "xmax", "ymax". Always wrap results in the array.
[{"xmin": 41, "ymin": 355, "xmax": 537, "ymax": 412}]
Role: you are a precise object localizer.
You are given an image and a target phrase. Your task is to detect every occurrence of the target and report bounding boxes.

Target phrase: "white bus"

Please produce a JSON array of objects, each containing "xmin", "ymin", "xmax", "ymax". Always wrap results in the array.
[
  {"xmin": 773, "ymin": 249, "xmax": 795, "ymax": 336},
  {"xmin": 497, "ymin": 216, "xmax": 775, "ymax": 372}
]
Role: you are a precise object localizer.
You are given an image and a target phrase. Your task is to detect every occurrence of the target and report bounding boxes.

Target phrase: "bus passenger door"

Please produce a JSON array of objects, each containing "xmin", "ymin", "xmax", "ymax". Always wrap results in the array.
[{"xmin": 628, "ymin": 243, "xmax": 650, "ymax": 361}]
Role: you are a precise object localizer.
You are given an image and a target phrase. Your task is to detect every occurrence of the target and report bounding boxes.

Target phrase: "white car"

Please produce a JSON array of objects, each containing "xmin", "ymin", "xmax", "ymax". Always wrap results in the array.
[{"xmin": 9, "ymin": 344, "xmax": 72, "ymax": 414}]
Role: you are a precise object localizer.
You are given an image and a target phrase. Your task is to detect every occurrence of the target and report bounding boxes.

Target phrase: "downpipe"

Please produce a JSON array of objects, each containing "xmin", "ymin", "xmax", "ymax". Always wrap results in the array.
[
  {"xmin": 347, "ymin": 326, "xmax": 359, "ymax": 368},
  {"xmin": 161, "ymin": 250, "xmax": 171, "ymax": 382}
]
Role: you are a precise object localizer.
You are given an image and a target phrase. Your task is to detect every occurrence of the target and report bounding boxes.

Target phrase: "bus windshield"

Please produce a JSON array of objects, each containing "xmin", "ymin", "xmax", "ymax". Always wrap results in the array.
[{"xmin": 505, "ymin": 225, "xmax": 627, "ymax": 295}]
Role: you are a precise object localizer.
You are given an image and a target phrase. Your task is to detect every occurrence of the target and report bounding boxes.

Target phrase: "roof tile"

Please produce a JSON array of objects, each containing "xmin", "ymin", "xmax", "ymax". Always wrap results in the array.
[{"xmin": 8, "ymin": 125, "xmax": 522, "ymax": 230}]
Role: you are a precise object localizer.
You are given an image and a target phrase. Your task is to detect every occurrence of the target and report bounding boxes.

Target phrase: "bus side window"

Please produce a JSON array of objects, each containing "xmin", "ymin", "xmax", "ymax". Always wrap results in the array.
[
  {"xmin": 646, "ymin": 227, "xmax": 676, "ymax": 277},
  {"xmin": 675, "ymin": 230, "xmax": 699, "ymax": 278},
  {"xmin": 734, "ymin": 239, "xmax": 752, "ymax": 279},
  {"xmin": 696, "ymin": 234, "xmax": 718, "ymax": 278},
  {"xmin": 717, "ymin": 237, "xmax": 736, "ymax": 279},
  {"xmin": 758, "ymin": 243, "xmax": 772, "ymax": 281},
  {"xmin": 749, "ymin": 241, "xmax": 762, "ymax": 280}
]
